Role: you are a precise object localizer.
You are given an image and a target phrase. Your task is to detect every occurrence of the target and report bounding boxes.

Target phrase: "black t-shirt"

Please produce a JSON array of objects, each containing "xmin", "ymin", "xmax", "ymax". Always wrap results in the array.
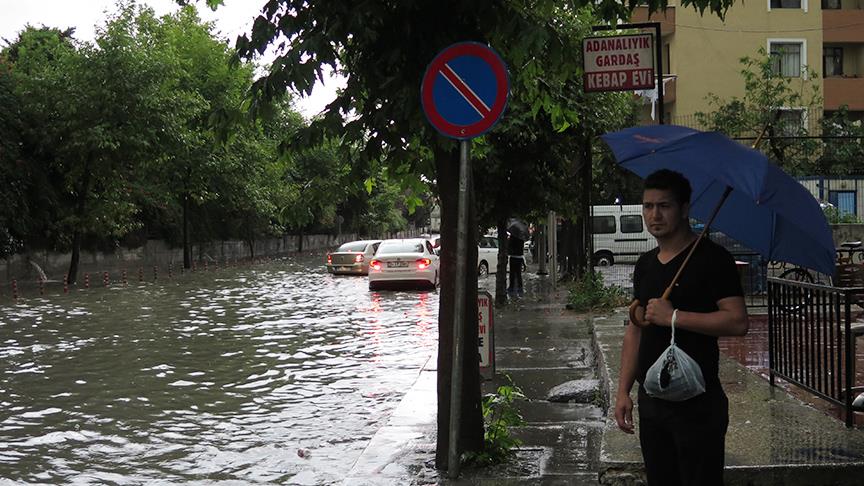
[{"xmin": 633, "ymin": 236, "xmax": 743, "ymax": 392}]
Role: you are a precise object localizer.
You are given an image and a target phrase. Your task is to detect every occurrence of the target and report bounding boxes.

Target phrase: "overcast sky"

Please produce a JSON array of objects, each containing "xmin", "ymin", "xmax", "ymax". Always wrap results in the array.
[{"xmin": 0, "ymin": 0, "xmax": 343, "ymax": 118}]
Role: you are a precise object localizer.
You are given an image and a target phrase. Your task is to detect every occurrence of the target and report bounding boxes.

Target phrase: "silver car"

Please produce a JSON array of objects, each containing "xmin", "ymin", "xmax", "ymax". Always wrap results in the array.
[{"xmin": 326, "ymin": 240, "xmax": 381, "ymax": 275}]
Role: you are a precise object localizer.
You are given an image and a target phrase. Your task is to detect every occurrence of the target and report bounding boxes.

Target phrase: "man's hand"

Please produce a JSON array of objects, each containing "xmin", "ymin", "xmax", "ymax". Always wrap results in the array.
[
  {"xmin": 645, "ymin": 298, "xmax": 674, "ymax": 326},
  {"xmin": 614, "ymin": 391, "xmax": 635, "ymax": 434}
]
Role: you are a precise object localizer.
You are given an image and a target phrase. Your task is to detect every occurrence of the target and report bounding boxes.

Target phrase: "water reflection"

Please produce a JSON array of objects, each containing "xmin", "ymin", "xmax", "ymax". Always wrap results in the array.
[{"xmin": 0, "ymin": 255, "xmax": 438, "ymax": 484}]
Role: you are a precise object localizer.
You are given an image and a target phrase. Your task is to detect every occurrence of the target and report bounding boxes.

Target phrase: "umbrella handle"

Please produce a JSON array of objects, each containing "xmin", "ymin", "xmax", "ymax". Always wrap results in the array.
[
  {"xmin": 628, "ymin": 269, "xmax": 681, "ymax": 327},
  {"xmin": 629, "ymin": 299, "xmax": 649, "ymax": 328}
]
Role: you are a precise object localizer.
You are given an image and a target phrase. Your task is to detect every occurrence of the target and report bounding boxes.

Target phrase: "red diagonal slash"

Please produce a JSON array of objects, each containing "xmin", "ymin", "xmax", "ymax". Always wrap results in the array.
[{"xmin": 440, "ymin": 63, "xmax": 491, "ymax": 118}]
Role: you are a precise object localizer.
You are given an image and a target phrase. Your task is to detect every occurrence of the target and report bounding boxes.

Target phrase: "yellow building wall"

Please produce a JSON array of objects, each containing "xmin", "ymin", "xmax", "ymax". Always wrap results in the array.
[{"xmin": 669, "ymin": 2, "xmax": 823, "ymax": 121}]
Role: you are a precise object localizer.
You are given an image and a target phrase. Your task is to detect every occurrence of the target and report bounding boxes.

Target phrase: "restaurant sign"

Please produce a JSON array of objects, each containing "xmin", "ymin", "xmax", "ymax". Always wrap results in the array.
[{"xmin": 583, "ymin": 33, "xmax": 655, "ymax": 92}]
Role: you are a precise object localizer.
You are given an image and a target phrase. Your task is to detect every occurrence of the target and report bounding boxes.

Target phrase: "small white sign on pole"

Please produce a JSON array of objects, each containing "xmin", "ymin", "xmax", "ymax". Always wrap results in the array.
[
  {"xmin": 478, "ymin": 290, "xmax": 495, "ymax": 377},
  {"xmin": 583, "ymin": 33, "xmax": 655, "ymax": 92}
]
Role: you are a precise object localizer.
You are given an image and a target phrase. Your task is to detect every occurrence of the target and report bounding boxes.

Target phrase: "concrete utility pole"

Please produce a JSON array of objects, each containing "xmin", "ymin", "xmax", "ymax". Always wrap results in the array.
[
  {"xmin": 548, "ymin": 211, "xmax": 557, "ymax": 287},
  {"xmin": 537, "ymin": 224, "xmax": 548, "ymax": 275}
]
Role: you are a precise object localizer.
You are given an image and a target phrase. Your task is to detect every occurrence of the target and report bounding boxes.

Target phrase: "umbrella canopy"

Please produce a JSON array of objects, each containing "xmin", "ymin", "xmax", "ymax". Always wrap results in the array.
[
  {"xmin": 507, "ymin": 218, "xmax": 529, "ymax": 241},
  {"xmin": 601, "ymin": 124, "xmax": 836, "ymax": 276}
]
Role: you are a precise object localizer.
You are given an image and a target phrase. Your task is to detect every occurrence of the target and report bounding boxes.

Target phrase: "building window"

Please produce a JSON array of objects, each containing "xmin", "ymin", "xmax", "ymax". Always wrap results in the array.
[
  {"xmin": 823, "ymin": 47, "xmax": 843, "ymax": 77},
  {"xmin": 771, "ymin": 0, "xmax": 802, "ymax": 6},
  {"xmin": 829, "ymin": 190, "xmax": 857, "ymax": 217},
  {"xmin": 822, "ymin": 0, "xmax": 840, "ymax": 8},
  {"xmin": 770, "ymin": 42, "xmax": 802, "ymax": 77}
]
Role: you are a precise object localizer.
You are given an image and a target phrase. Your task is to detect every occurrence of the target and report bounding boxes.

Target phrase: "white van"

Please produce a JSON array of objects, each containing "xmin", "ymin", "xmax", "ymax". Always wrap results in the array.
[{"xmin": 591, "ymin": 205, "xmax": 657, "ymax": 266}]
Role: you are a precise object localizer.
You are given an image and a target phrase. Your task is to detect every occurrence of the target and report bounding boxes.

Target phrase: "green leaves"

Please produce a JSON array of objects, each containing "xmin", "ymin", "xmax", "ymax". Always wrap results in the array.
[{"xmin": 463, "ymin": 376, "xmax": 526, "ymax": 467}]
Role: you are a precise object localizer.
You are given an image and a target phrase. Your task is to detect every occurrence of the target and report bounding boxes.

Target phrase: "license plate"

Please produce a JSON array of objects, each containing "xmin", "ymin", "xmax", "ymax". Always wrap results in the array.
[
  {"xmin": 388, "ymin": 261, "xmax": 408, "ymax": 268},
  {"xmin": 338, "ymin": 266, "xmax": 351, "ymax": 272}
]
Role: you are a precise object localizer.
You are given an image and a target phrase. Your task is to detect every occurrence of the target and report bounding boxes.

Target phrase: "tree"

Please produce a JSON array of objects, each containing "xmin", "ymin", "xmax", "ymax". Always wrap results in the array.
[
  {"xmin": 8, "ymin": 13, "xmax": 188, "ymax": 283},
  {"xmin": 818, "ymin": 107, "xmax": 864, "ymax": 176},
  {"xmin": 0, "ymin": 27, "xmax": 77, "ymax": 259},
  {"xmin": 695, "ymin": 48, "xmax": 822, "ymax": 175},
  {"xmin": 197, "ymin": 0, "xmax": 738, "ymax": 470}
]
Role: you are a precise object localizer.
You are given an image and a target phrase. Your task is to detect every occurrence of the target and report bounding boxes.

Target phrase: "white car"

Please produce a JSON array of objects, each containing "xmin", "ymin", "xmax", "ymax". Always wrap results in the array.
[
  {"xmin": 478, "ymin": 235, "xmax": 500, "ymax": 277},
  {"xmin": 326, "ymin": 240, "xmax": 381, "ymax": 275},
  {"xmin": 368, "ymin": 238, "xmax": 440, "ymax": 290}
]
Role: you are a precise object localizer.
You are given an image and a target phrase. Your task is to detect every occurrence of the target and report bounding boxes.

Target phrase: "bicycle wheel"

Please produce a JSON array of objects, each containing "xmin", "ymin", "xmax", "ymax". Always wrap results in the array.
[
  {"xmin": 776, "ymin": 268, "xmax": 814, "ymax": 314},
  {"xmin": 778, "ymin": 267, "xmax": 815, "ymax": 283}
]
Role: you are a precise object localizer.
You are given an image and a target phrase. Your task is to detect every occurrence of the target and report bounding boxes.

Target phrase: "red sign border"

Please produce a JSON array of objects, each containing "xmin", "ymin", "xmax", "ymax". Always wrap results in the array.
[{"xmin": 421, "ymin": 42, "xmax": 509, "ymax": 140}]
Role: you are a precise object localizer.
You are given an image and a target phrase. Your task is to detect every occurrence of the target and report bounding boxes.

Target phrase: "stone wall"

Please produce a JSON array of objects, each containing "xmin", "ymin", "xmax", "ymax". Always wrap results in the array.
[
  {"xmin": 1, "ymin": 228, "xmax": 426, "ymax": 283},
  {"xmin": 831, "ymin": 223, "xmax": 864, "ymax": 245}
]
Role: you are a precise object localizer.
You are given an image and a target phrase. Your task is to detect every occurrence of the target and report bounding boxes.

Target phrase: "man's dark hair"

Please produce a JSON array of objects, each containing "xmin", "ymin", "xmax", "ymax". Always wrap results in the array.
[{"xmin": 644, "ymin": 169, "xmax": 692, "ymax": 206}]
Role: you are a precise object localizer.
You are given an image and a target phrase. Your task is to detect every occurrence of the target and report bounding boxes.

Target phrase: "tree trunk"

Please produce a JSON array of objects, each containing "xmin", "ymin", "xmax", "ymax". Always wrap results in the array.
[
  {"xmin": 435, "ymin": 143, "xmax": 484, "ymax": 471},
  {"xmin": 67, "ymin": 230, "xmax": 82, "ymax": 285},
  {"xmin": 297, "ymin": 232, "xmax": 304, "ymax": 253},
  {"xmin": 66, "ymin": 163, "xmax": 91, "ymax": 285},
  {"xmin": 495, "ymin": 219, "xmax": 508, "ymax": 306},
  {"xmin": 183, "ymin": 192, "xmax": 191, "ymax": 269},
  {"xmin": 560, "ymin": 219, "xmax": 577, "ymax": 280}
]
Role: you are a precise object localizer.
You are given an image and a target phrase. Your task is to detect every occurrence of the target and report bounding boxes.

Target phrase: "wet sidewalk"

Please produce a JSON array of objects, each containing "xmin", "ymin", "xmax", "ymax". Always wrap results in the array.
[
  {"xmin": 343, "ymin": 277, "xmax": 606, "ymax": 485},
  {"xmin": 344, "ymin": 277, "xmax": 864, "ymax": 485},
  {"xmin": 596, "ymin": 308, "xmax": 864, "ymax": 485}
]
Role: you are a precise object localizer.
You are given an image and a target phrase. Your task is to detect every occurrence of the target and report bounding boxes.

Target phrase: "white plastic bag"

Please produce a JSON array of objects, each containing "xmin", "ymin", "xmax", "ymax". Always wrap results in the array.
[{"xmin": 643, "ymin": 309, "xmax": 706, "ymax": 401}]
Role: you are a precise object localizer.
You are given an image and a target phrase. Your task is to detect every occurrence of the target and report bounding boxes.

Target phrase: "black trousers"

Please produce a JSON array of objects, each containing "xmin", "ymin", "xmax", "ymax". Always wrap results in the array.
[
  {"xmin": 508, "ymin": 256, "xmax": 523, "ymax": 291},
  {"xmin": 637, "ymin": 386, "xmax": 729, "ymax": 486}
]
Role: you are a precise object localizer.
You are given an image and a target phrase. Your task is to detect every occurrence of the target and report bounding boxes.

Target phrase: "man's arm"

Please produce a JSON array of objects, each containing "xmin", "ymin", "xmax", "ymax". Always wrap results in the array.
[
  {"xmin": 644, "ymin": 296, "xmax": 748, "ymax": 337},
  {"xmin": 615, "ymin": 322, "xmax": 642, "ymax": 434}
]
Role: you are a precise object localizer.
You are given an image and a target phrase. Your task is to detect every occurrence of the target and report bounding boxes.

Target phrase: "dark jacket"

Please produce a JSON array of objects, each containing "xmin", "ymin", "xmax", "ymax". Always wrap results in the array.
[{"xmin": 507, "ymin": 236, "xmax": 524, "ymax": 257}]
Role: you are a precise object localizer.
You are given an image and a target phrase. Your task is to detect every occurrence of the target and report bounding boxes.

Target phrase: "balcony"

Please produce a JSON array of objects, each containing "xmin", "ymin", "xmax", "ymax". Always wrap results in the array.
[
  {"xmin": 661, "ymin": 74, "xmax": 676, "ymax": 104},
  {"xmin": 824, "ymin": 77, "xmax": 864, "ymax": 110},
  {"xmin": 629, "ymin": 6, "xmax": 675, "ymax": 35},
  {"xmin": 824, "ymin": 9, "xmax": 864, "ymax": 43}
]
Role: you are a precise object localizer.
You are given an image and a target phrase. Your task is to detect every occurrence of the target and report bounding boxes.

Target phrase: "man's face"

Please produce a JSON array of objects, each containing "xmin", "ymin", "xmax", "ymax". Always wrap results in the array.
[{"xmin": 642, "ymin": 189, "xmax": 688, "ymax": 239}]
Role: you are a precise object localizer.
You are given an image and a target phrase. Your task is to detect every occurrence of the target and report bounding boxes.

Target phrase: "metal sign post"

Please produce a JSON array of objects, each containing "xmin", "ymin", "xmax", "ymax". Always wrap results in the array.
[
  {"xmin": 421, "ymin": 41, "xmax": 509, "ymax": 479},
  {"xmin": 448, "ymin": 139, "xmax": 470, "ymax": 477}
]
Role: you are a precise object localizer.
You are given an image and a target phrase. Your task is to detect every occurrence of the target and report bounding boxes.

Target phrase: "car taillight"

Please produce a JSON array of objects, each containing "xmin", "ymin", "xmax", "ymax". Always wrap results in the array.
[
  {"xmin": 370, "ymin": 260, "xmax": 382, "ymax": 271},
  {"xmin": 327, "ymin": 254, "xmax": 332, "ymax": 264},
  {"xmin": 417, "ymin": 258, "xmax": 432, "ymax": 270},
  {"xmin": 355, "ymin": 254, "xmax": 364, "ymax": 263}
]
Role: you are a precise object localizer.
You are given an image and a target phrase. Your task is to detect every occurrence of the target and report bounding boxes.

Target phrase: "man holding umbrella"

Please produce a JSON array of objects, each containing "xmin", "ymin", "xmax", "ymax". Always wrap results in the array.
[
  {"xmin": 507, "ymin": 218, "xmax": 528, "ymax": 297},
  {"xmin": 614, "ymin": 169, "xmax": 748, "ymax": 485}
]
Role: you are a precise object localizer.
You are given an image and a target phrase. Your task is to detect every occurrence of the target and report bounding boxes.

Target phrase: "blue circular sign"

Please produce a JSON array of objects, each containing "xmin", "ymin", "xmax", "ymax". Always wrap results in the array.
[{"xmin": 421, "ymin": 42, "xmax": 509, "ymax": 140}]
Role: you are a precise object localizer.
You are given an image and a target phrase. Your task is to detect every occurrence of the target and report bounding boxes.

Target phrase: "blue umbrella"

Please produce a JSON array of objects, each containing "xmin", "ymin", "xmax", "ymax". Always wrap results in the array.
[{"xmin": 601, "ymin": 124, "xmax": 836, "ymax": 277}]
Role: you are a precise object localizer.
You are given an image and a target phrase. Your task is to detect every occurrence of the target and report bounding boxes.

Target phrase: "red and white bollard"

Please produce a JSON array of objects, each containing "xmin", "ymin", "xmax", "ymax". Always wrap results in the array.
[
  {"xmin": 63, "ymin": 275, "xmax": 69, "ymax": 294},
  {"xmin": 204, "ymin": 260, "xmax": 209, "ymax": 272},
  {"xmin": 168, "ymin": 263, "xmax": 173, "ymax": 279},
  {"xmin": 103, "ymin": 271, "xmax": 109, "ymax": 288},
  {"xmin": 39, "ymin": 277, "xmax": 44, "ymax": 296},
  {"xmin": 12, "ymin": 279, "xmax": 19, "ymax": 300},
  {"xmin": 84, "ymin": 273, "xmax": 90, "ymax": 289},
  {"xmin": 138, "ymin": 267, "xmax": 144, "ymax": 282},
  {"xmin": 122, "ymin": 269, "xmax": 128, "ymax": 286},
  {"xmin": 153, "ymin": 265, "xmax": 158, "ymax": 281}
]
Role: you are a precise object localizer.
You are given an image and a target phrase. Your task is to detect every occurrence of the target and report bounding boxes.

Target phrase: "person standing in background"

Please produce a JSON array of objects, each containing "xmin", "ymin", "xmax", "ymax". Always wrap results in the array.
[{"xmin": 507, "ymin": 231, "xmax": 525, "ymax": 297}]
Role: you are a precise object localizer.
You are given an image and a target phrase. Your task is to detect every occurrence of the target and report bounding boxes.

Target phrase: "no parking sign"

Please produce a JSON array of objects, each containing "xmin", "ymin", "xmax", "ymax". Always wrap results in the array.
[{"xmin": 421, "ymin": 42, "xmax": 509, "ymax": 139}]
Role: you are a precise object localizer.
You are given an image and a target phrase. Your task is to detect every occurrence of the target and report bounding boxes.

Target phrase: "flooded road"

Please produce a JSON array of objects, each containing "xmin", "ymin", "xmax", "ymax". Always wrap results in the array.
[{"xmin": 0, "ymin": 254, "xmax": 438, "ymax": 484}]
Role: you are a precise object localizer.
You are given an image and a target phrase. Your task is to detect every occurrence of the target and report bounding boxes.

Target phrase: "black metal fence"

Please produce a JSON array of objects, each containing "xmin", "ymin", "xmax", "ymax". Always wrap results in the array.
[{"xmin": 767, "ymin": 276, "xmax": 862, "ymax": 427}]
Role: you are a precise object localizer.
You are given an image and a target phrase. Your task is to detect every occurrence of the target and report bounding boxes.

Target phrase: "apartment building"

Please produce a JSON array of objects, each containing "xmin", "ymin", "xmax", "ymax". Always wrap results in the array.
[{"xmin": 629, "ymin": 0, "xmax": 864, "ymax": 124}]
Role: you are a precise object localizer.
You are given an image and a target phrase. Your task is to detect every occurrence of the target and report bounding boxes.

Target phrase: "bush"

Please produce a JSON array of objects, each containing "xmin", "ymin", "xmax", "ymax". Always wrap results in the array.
[
  {"xmin": 462, "ymin": 378, "xmax": 526, "ymax": 467},
  {"xmin": 567, "ymin": 271, "xmax": 630, "ymax": 312},
  {"xmin": 823, "ymin": 205, "xmax": 861, "ymax": 224}
]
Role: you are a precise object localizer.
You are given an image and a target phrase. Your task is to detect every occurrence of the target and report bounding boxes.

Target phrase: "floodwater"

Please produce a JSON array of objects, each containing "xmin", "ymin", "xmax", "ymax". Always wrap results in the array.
[{"xmin": 0, "ymin": 254, "xmax": 438, "ymax": 484}]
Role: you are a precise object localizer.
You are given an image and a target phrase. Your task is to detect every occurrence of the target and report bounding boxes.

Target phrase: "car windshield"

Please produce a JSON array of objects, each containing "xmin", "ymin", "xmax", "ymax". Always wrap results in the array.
[
  {"xmin": 337, "ymin": 242, "xmax": 368, "ymax": 252},
  {"xmin": 378, "ymin": 242, "xmax": 424, "ymax": 254}
]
